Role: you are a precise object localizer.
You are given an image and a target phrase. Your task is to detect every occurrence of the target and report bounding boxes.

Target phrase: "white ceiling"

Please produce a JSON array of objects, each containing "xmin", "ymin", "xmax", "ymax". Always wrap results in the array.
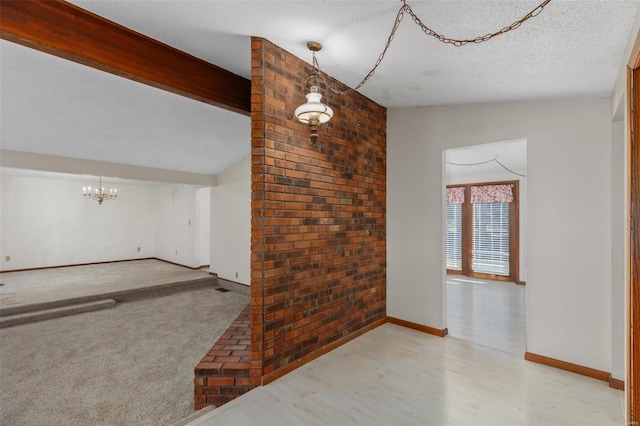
[
  {"xmin": 1, "ymin": 0, "xmax": 639, "ymax": 179},
  {"xmin": 0, "ymin": 40, "xmax": 250, "ymax": 176}
]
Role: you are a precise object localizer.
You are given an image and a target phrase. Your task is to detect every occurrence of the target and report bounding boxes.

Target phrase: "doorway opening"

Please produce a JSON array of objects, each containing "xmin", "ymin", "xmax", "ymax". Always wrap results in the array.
[{"xmin": 443, "ymin": 139, "xmax": 527, "ymax": 354}]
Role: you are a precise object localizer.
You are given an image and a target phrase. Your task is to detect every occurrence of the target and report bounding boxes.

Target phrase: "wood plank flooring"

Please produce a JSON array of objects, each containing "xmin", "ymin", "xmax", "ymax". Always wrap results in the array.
[
  {"xmin": 446, "ymin": 276, "xmax": 526, "ymax": 354},
  {"xmin": 189, "ymin": 323, "xmax": 624, "ymax": 425}
]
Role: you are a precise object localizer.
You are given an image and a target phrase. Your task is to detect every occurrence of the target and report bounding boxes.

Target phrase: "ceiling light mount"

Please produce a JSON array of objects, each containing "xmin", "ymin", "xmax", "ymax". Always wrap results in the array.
[{"xmin": 306, "ymin": 41, "xmax": 322, "ymax": 52}]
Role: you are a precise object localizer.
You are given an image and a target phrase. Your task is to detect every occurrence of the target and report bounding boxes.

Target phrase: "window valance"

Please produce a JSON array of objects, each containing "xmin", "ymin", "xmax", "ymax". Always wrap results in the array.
[
  {"xmin": 446, "ymin": 187, "xmax": 465, "ymax": 204},
  {"xmin": 470, "ymin": 184, "xmax": 514, "ymax": 203}
]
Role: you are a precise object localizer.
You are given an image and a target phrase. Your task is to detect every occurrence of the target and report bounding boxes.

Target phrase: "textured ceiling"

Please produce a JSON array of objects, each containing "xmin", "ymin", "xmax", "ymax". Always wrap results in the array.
[
  {"xmin": 1, "ymin": 0, "xmax": 638, "ymax": 178},
  {"xmin": 71, "ymin": 0, "xmax": 640, "ymax": 107}
]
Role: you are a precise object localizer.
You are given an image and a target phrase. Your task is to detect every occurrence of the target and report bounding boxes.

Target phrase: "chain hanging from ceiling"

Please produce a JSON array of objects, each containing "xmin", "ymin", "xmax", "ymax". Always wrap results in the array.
[
  {"xmin": 446, "ymin": 157, "xmax": 527, "ymax": 178},
  {"xmin": 324, "ymin": 0, "xmax": 552, "ymax": 95},
  {"xmin": 294, "ymin": 0, "xmax": 552, "ymax": 143}
]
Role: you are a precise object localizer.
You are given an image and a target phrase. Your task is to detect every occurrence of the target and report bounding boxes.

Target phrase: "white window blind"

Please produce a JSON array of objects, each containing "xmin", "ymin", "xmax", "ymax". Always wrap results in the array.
[
  {"xmin": 446, "ymin": 203, "xmax": 462, "ymax": 270},
  {"xmin": 472, "ymin": 202, "xmax": 509, "ymax": 276}
]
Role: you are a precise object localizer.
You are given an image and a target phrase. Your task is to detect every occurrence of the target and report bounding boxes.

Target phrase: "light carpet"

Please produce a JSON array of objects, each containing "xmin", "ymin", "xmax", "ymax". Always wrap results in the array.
[{"xmin": 0, "ymin": 287, "xmax": 248, "ymax": 425}]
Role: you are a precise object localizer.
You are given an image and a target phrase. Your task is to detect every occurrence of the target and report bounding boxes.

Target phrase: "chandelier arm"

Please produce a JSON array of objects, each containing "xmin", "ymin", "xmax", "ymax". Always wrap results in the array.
[
  {"xmin": 83, "ymin": 176, "xmax": 118, "ymax": 204},
  {"xmin": 325, "ymin": 0, "xmax": 551, "ymax": 95}
]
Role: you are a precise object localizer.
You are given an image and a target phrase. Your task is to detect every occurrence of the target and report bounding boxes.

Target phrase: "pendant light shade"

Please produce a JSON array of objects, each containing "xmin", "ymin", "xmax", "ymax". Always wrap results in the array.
[{"xmin": 295, "ymin": 86, "xmax": 333, "ymax": 125}]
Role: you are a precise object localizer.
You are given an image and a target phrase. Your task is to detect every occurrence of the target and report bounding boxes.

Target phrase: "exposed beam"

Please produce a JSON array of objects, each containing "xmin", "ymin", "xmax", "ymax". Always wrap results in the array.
[{"xmin": 0, "ymin": 0, "xmax": 250, "ymax": 115}]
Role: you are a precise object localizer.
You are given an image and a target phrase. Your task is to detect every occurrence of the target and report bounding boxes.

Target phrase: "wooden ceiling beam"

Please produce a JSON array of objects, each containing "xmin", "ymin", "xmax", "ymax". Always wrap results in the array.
[{"xmin": 0, "ymin": 0, "xmax": 251, "ymax": 115}]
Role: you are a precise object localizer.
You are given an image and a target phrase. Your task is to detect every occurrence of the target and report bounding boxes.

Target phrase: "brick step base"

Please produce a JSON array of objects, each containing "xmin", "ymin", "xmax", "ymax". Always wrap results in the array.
[{"xmin": 194, "ymin": 304, "xmax": 258, "ymax": 410}]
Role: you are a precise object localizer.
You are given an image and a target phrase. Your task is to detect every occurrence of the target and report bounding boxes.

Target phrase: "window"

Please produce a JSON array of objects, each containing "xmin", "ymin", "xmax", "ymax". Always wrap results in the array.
[
  {"xmin": 472, "ymin": 202, "xmax": 509, "ymax": 276},
  {"xmin": 445, "ymin": 182, "xmax": 519, "ymax": 282},
  {"xmin": 446, "ymin": 203, "xmax": 462, "ymax": 270}
]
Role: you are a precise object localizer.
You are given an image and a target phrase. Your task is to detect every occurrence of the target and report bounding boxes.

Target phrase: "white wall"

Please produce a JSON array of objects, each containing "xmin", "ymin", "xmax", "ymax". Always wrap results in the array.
[
  {"xmin": 195, "ymin": 187, "xmax": 211, "ymax": 268},
  {"xmin": 611, "ymin": 119, "xmax": 626, "ymax": 381},
  {"xmin": 446, "ymin": 168, "xmax": 527, "ymax": 282},
  {"xmin": 210, "ymin": 157, "xmax": 250, "ymax": 285},
  {"xmin": 388, "ymin": 98, "xmax": 613, "ymax": 372},
  {"xmin": 154, "ymin": 184, "xmax": 199, "ymax": 268},
  {"xmin": 0, "ymin": 172, "xmax": 211, "ymax": 271},
  {"xmin": 0, "ymin": 173, "xmax": 155, "ymax": 270}
]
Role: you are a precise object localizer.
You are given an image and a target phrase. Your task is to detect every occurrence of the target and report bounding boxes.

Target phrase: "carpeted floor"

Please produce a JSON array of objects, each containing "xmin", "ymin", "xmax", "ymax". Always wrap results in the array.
[
  {"xmin": 0, "ymin": 259, "xmax": 214, "ymax": 310},
  {"xmin": 0, "ymin": 287, "xmax": 249, "ymax": 425}
]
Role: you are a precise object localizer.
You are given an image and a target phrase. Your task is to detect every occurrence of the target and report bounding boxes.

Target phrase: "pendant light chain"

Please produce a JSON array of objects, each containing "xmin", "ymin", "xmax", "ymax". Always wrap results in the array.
[
  {"xmin": 406, "ymin": 0, "xmax": 552, "ymax": 46},
  {"xmin": 304, "ymin": 50, "xmax": 322, "ymax": 88},
  {"xmin": 328, "ymin": 0, "xmax": 552, "ymax": 95}
]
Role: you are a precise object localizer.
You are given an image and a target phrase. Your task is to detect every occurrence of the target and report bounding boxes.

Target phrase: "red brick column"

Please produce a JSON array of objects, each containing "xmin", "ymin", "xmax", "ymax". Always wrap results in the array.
[
  {"xmin": 195, "ymin": 36, "xmax": 386, "ymax": 411},
  {"xmin": 250, "ymin": 37, "xmax": 387, "ymax": 379}
]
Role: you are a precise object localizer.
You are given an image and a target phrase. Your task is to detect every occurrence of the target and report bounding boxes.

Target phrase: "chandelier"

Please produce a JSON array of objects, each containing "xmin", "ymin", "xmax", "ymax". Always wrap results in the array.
[{"xmin": 83, "ymin": 176, "xmax": 117, "ymax": 205}]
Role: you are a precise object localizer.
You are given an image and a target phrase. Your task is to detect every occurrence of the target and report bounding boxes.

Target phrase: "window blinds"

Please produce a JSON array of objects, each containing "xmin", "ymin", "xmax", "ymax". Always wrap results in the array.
[
  {"xmin": 446, "ymin": 203, "xmax": 462, "ymax": 270},
  {"xmin": 472, "ymin": 202, "xmax": 509, "ymax": 276}
]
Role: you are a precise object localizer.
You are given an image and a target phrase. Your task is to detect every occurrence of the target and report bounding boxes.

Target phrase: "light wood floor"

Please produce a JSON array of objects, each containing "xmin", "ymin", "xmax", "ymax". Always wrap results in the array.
[
  {"xmin": 189, "ymin": 322, "xmax": 624, "ymax": 425},
  {"xmin": 446, "ymin": 276, "xmax": 526, "ymax": 354}
]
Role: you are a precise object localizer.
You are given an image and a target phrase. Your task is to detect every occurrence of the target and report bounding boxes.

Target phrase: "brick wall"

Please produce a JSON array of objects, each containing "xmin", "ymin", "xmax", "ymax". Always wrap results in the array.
[
  {"xmin": 194, "ymin": 305, "xmax": 257, "ymax": 410},
  {"xmin": 250, "ymin": 37, "xmax": 387, "ymax": 379}
]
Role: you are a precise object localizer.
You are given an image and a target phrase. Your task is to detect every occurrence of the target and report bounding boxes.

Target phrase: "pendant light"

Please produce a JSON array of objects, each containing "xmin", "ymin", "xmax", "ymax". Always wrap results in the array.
[{"xmin": 295, "ymin": 42, "xmax": 333, "ymax": 144}]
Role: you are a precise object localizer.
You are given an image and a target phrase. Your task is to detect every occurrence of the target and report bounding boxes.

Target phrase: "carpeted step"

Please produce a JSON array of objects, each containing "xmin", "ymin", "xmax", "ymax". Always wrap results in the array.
[
  {"xmin": 0, "ymin": 277, "xmax": 219, "ymax": 317},
  {"xmin": 0, "ymin": 299, "xmax": 117, "ymax": 328}
]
